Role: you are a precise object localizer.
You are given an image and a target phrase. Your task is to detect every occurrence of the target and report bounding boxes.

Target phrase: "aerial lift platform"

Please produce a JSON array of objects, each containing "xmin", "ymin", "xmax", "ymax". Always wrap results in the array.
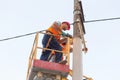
[
  {"xmin": 26, "ymin": 0, "xmax": 94, "ymax": 80},
  {"xmin": 29, "ymin": 59, "xmax": 69, "ymax": 80},
  {"xmin": 26, "ymin": 32, "xmax": 93, "ymax": 80},
  {"xmin": 26, "ymin": 32, "xmax": 72, "ymax": 80}
]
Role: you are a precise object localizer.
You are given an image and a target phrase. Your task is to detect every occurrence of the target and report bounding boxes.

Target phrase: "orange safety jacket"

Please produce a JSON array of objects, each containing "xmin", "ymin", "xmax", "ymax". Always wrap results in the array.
[
  {"xmin": 47, "ymin": 26, "xmax": 62, "ymax": 41},
  {"xmin": 47, "ymin": 26, "xmax": 66, "ymax": 55}
]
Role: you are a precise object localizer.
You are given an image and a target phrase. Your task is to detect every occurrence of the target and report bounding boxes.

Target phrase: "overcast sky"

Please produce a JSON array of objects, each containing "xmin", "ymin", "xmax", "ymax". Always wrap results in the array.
[{"xmin": 0, "ymin": 0, "xmax": 120, "ymax": 80}]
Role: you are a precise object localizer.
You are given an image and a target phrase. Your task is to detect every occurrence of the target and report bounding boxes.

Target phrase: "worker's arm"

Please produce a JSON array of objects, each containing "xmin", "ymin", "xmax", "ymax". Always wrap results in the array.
[{"xmin": 62, "ymin": 31, "xmax": 72, "ymax": 38}]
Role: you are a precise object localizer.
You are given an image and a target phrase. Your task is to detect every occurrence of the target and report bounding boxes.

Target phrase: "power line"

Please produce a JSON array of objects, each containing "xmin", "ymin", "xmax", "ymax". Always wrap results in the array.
[
  {"xmin": 84, "ymin": 17, "xmax": 120, "ymax": 23},
  {"xmin": 1, "ymin": 17, "xmax": 120, "ymax": 42},
  {"xmin": 0, "ymin": 32, "xmax": 36, "ymax": 41},
  {"xmin": 70, "ymin": 17, "xmax": 120, "ymax": 25},
  {"xmin": 0, "ymin": 30, "xmax": 45, "ymax": 42}
]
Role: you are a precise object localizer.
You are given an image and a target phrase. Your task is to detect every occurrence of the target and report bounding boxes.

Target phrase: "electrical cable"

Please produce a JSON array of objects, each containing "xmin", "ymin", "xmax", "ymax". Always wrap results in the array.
[
  {"xmin": 84, "ymin": 17, "xmax": 120, "ymax": 23},
  {"xmin": 1, "ymin": 17, "xmax": 120, "ymax": 42},
  {"xmin": 0, "ymin": 30, "xmax": 46, "ymax": 42},
  {"xmin": 70, "ymin": 17, "xmax": 120, "ymax": 25}
]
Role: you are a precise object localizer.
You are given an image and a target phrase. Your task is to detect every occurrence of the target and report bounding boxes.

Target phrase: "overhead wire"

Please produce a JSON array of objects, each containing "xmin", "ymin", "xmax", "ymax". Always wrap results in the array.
[
  {"xmin": 0, "ymin": 32, "xmax": 36, "ymax": 41},
  {"xmin": 0, "ymin": 17, "xmax": 120, "ymax": 42},
  {"xmin": 0, "ymin": 30, "xmax": 46, "ymax": 42},
  {"xmin": 84, "ymin": 17, "xmax": 120, "ymax": 23},
  {"xmin": 70, "ymin": 17, "xmax": 120, "ymax": 25}
]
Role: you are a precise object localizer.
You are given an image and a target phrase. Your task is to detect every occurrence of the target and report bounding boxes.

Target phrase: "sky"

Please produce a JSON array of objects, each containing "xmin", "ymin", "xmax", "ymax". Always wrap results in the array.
[{"xmin": 0, "ymin": 0, "xmax": 120, "ymax": 80}]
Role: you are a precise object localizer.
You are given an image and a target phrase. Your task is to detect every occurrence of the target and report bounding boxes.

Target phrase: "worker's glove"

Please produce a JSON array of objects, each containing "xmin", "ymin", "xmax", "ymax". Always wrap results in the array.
[
  {"xmin": 62, "ymin": 32, "xmax": 72, "ymax": 38},
  {"xmin": 66, "ymin": 33, "xmax": 72, "ymax": 38},
  {"xmin": 61, "ymin": 32, "xmax": 66, "ymax": 37}
]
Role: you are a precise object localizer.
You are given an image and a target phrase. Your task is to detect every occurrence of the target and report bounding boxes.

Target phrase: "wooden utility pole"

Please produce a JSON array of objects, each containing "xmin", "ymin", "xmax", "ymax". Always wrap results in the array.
[{"xmin": 73, "ymin": 0, "xmax": 85, "ymax": 80}]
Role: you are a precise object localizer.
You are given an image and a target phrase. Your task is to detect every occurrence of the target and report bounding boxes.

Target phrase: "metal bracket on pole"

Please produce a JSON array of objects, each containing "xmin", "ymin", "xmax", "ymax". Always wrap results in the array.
[{"xmin": 76, "ymin": 19, "xmax": 88, "ymax": 53}]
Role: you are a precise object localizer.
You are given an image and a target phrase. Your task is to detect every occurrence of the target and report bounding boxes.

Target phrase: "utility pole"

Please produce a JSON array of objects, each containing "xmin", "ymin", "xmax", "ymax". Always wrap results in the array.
[{"xmin": 73, "ymin": 0, "xmax": 85, "ymax": 80}]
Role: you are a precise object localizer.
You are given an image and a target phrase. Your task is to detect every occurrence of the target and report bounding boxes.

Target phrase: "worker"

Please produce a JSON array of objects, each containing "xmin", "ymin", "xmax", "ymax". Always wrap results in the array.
[{"xmin": 40, "ymin": 21, "xmax": 71, "ymax": 63}]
